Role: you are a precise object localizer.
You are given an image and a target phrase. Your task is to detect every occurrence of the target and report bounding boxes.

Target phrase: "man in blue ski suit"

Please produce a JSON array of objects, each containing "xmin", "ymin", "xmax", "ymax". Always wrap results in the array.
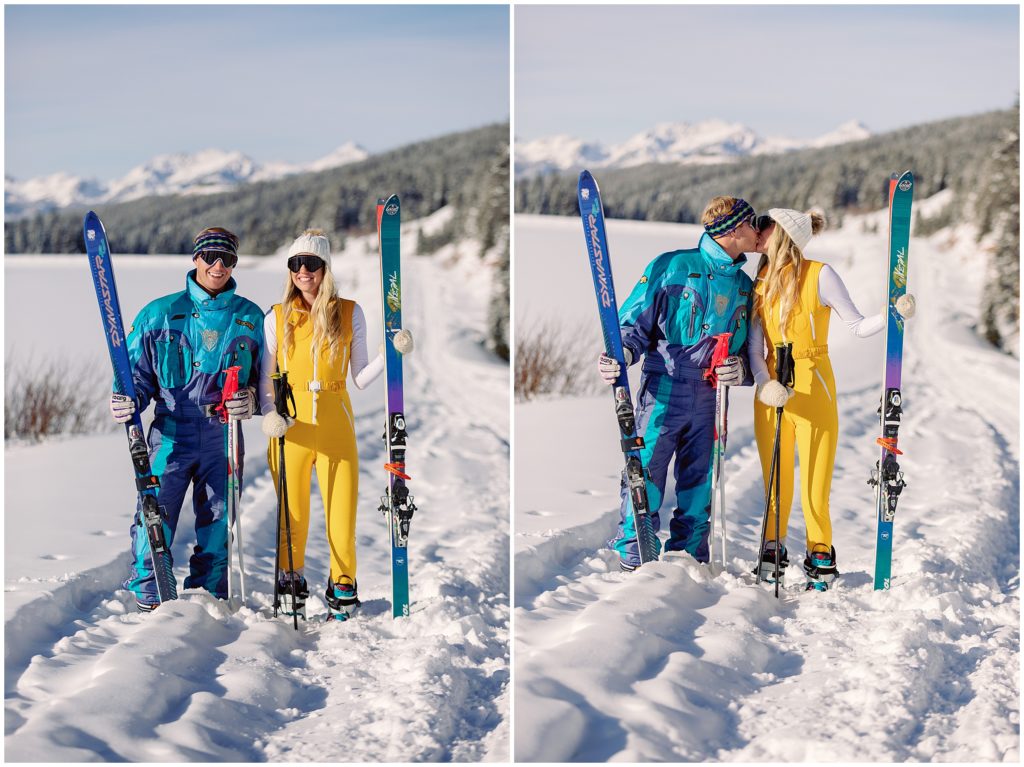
[
  {"xmin": 109, "ymin": 227, "xmax": 264, "ymax": 610},
  {"xmin": 598, "ymin": 197, "xmax": 758, "ymax": 569}
]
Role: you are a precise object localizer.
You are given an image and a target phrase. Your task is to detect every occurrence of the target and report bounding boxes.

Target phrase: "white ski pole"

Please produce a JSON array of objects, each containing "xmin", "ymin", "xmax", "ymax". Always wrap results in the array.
[
  {"xmin": 718, "ymin": 381, "xmax": 729, "ymax": 567},
  {"xmin": 709, "ymin": 384, "xmax": 723, "ymax": 567},
  {"xmin": 231, "ymin": 419, "xmax": 247, "ymax": 602}
]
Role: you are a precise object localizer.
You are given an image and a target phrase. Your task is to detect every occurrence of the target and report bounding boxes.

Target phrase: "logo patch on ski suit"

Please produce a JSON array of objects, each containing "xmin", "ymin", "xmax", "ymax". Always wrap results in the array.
[{"xmin": 202, "ymin": 329, "xmax": 219, "ymax": 351}]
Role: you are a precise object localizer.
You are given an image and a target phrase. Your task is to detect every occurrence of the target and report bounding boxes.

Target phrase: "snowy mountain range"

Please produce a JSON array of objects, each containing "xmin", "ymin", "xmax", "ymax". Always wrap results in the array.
[
  {"xmin": 515, "ymin": 119, "xmax": 871, "ymax": 177},
  {"xmin": 5, "ymin": 142, "xmax": 370, "ymax": 219}
]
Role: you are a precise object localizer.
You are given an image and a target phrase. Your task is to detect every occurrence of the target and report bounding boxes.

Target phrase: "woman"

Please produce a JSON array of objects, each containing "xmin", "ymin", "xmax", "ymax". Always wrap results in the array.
[
  {"xmin": 259, "ymin": 230, "xmax": 413, "ymax": 620},
  {"xmin": 748, "ymin": 209, "xmax": 915, "ymax": 591}
]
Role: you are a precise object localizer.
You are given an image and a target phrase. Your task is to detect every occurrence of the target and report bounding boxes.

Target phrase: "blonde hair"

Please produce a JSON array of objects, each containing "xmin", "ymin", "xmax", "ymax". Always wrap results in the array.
[
  {"xmin": 753, "ymin": 212, "xmax": 826, "ymax": 336},
  {"xmin": 280, "ymin": 229, "xmax": 344, "ymax": 364},
  {"xmin": 701, "ymin": 196, "xmax": 740, "ymax": 227}
]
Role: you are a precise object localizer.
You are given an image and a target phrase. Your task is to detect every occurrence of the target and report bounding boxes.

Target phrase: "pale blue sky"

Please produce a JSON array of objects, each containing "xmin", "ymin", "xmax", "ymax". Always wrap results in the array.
[
  {"xmin": 5, "ymin": 4, "xmax": 509, "ymax": 179},
  {"xmin": 516, "ymin": 4, "xmax": 1019, "ymax": 143}
]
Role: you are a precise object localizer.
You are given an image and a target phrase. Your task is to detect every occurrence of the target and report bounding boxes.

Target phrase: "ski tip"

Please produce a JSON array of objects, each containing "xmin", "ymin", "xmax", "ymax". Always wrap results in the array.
[
  {"xmin": 381, "ymin": 195, "xmax": 400, "ymax": 217},
  {"xmin": 577, "ymin": 170, "xmax": 600, "ymax": 209}
]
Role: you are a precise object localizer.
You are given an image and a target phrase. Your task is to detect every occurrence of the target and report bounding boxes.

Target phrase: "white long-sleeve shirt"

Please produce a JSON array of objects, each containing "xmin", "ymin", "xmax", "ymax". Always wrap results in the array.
[
  {"xmin": 258, "ymin": 301, "xmax": 384, "ymax": 416},
  {"xmin": 748, "ymin": 263, "xmax": 885, "ymax": 385}
]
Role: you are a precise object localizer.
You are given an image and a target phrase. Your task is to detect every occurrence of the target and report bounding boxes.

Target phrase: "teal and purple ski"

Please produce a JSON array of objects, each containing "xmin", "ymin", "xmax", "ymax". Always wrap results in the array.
[
  {"xmin": 377, "ymin": 195, "xmax": 416, "ymax": 617},
  {"xmin": 871, "ymin": 171, "xmax": 913, "ymax": 590},
  {"xmin": 577, "ymin": 171, "xmax": 659, "ymax": 566},
  {"xmin": 84, "ymin": 211, "xmax": 177, "ymax": 604}
]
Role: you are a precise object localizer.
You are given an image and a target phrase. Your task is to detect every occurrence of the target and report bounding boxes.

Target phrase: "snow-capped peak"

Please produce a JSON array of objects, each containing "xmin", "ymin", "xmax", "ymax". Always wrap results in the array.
[
  {"xmin": 5, "ymin": 143, "xmax": 373, "ymax": 219},
  {"xmin": 515, "ymin": 119, "xmax": 874, "ymax": 177},
  {"xmin": 306, "ymin": 141, "xmax": 370, "ymax": 173}
]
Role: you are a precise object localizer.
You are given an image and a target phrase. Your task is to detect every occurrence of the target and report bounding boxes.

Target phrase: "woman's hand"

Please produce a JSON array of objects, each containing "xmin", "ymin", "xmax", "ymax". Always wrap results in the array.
[
  {"xmin": 757, "ymin": 381, "xmax": 794, "ymax": 408},
  {"xmin": 895, "ymin": 294, "xmax": 916, "ymax": 319}
]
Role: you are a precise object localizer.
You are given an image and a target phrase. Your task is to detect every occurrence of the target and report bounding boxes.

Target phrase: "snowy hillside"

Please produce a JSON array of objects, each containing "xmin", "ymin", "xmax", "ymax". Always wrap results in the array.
[
  {"xmin": 515, "ymin": 119, "xmax": 871, "ymax": 177},
  {"xmin": 5, "ymin": 142, "xmax": 370, "ymax": 219},
  {"xmin": 513, "ymin": 213, "xmax": 1019, "ymax": 761},
  {"xmin": 4, "ymin": 212, "xmax": 509, "ymax": 760}
]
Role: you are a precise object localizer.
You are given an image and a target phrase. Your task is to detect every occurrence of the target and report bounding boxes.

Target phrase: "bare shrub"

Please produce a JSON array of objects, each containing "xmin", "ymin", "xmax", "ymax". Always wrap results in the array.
[
  {"xmin": 515, "ymin": 317, "xmax": 603, "ymax": 402},
  {"xmin": 5, "ymin": 353, "xmax": 111, "ymax": 441}
]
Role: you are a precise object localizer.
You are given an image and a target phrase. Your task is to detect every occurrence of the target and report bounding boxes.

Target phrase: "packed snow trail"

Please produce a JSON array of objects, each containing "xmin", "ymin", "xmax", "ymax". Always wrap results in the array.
[
  {"xmin": 513, "ymin": 215, "xmax": 1019, "ymax": 762},
  {"xmin": 5, "ymin": 221, "xmax": 510, "ymax": 761}
]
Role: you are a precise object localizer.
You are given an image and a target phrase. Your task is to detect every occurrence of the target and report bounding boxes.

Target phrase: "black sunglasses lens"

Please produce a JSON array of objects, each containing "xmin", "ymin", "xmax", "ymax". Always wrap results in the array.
[
  {"xmin": 753, "ymin": 214, "xmax": 771, "ymax": 232},
  {"xmin": 288, "ymin": 256, "xmax": 325, "ymax": 273}
]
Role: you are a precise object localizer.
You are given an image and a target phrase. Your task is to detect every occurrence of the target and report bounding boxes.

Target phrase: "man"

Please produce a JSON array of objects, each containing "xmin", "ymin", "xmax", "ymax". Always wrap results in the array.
[
  {"xmin": 109, "ymin": 227, "xmax": 264, "ymax": 611},
  {"xmin": 598, "ymin": 196, "xmax": 758, "ymax": 570}
]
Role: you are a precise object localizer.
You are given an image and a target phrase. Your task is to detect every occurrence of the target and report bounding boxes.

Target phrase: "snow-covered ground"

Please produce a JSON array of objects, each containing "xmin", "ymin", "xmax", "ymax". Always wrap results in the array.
[
  {"xmin": 513, "ymin": 212, "xmax": 1019, "ymax": 761},
  {"xmin": 4, "ymin": 211, "xmax": 510, "ymax": 760}
]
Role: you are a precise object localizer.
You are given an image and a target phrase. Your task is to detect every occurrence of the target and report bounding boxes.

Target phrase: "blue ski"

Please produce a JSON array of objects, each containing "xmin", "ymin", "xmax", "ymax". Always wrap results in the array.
[
  {"xmin": 84, "ymin": 211, "xmax": 177, "ymax": 603},
  {"xmin": 377, "ymin": 195, "xmax": 416, "ymax": 617},
  {"xmin": 871, "ymin": 172, "xmax": 913, "ymax": 590},
  {"xmin": 577, "ymin": 171, "xmax": 659, "ymax": 565}
]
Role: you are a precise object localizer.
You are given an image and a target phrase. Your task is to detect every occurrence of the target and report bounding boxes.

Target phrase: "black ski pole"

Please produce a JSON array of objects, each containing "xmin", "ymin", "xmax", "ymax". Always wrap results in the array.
[
  {"xmin": 755, "ymin": 342, "xmax": 793, "ymax": 597},
  {"xmin": 272, "ymin": 371, "xmax": 299, "ymax": 630},
  {"xmin": 280, "ymin": 434, "xmax": 298, "ymax": 630},
  {"xmin": 773, "ymin": 343, "xmax": 794, "ymax": 598}
]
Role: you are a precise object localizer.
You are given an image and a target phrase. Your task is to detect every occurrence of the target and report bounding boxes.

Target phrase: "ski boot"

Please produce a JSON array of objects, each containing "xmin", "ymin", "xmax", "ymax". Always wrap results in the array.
[
  {"xmin": 756, "ymin": 541, "xmax": 788, "ymax": 587},
  {"xmin": 804, "ymin": 546, "xmax": 839, "ymax": 592},
  {"xmin": 618, "ymin": 559, "xmax": 639, "ymax": 573},
  {"xmin": 325, "ymin": 577, "xmax": 360, "ymax": 622},
  {"xmin": 278, "ymin": 571, "xmax": 309, "ymax": 620},
  {"xmin": 136, "ymin": 599, "xmax": 159, "ymax": 613}
]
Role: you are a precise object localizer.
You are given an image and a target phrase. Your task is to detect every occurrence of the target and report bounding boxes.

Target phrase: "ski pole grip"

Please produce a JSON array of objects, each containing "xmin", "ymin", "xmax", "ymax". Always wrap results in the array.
[
  {"xmin": 704, "ymin": 332, "xmax": 734, "ymax": 386},
  {"xmin": 272, "ymin": 371, "xmax": 297, "ymax": 419},
  {"xmin": 215, "ymin": 365, "xmax": 242, "ymax": 423},
  {"xmin": 774, "ymin": 342, "xmax": 794, "ymax": 387}
]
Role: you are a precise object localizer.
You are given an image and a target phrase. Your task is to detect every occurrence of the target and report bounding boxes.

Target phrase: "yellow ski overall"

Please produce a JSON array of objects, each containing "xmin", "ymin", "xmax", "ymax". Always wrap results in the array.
[
  {"xmin": 268, "ymin": 298, "xmax": 359, "ymax": 584},
  {"xmin": 754, "ymin": 260, "xmax": 838, "ymax": 554}
]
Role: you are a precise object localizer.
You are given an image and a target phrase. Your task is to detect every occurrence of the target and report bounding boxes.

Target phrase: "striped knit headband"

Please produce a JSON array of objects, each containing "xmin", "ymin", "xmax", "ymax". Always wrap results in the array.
[
  {"xmin": 704, "ymin": 199, "xmax": 755, "ymax": 237},
  {"xmin": 192, "ymin": 229, "xmax": 239, "ymax": 259}
]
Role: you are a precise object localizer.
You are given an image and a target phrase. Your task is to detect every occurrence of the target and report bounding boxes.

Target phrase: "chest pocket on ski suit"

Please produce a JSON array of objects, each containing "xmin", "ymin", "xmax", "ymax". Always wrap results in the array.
[
  {"xmin": 219, "ymin": 335, "xmax": 255, "ymax": 389},
  {"xmin": 154, "ymin": 328, "xmax": 193, "ymax": 389},
  {"xmin": 664, "ymin": 274, "xmax": 709, "ymax": 347}
]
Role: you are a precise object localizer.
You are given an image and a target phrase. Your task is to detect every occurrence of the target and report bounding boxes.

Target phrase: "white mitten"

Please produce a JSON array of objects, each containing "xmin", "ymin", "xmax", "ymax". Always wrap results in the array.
[
  {"xmin": 895, "ymin": 293, "xmax": 916, "ymax": 319},
  {"xmin": 394, "ymin": 329, "xmax": 414, "ymax": 354},
  {"xmin": 261, "ymin": 410, "xmax": 294, "ymax": 438},
  {"xmin": 758, "ymin": 380, "xmax": 794, "ymax": 408}
]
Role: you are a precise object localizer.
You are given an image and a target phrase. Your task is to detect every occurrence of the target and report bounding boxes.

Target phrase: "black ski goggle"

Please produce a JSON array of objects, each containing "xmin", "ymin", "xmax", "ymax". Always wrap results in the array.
[
  {"xmin": 752, "ymin": 214, "xmax": 773, "ymax": 232},
  {"xmin": 195, "ymin": 250, "xmax": 238, "ymax": 269},
  {"xmin": 288, "ymin": 255, "xmax": 326, "ymax": 273}
]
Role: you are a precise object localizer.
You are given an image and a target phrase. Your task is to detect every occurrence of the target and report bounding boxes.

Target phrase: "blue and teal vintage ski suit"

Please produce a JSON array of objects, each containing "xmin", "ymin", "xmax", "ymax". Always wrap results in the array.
[
  {"xmin": 610, "ymin": 233, "xmax": 754, "ymax": 566},
  {"xmin": 122, "ymin": 271, "xmax": 263, "ymax": 604}
]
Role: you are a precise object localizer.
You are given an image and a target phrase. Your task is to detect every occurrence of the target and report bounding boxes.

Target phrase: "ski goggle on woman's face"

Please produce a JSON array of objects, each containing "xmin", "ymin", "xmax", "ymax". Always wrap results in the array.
[
  {"xmin": 288, "ymin": 255, "xmax": 326, "ymax": 273},
  {"xmin": 196, "ymin": 250, "xmax": 238, "ymax": 269}
]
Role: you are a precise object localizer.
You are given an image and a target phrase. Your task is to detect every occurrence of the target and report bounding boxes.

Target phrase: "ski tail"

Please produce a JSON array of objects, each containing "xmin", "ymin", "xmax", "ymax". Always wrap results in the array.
[{"xmin": 84, "ymin": 211, "xmax": 177, "ymax": 604}]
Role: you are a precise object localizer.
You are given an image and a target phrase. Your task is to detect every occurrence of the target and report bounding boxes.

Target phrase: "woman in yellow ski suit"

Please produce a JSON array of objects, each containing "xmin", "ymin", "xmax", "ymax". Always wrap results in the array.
[
  {"xmin": 259, "ymin": 230, "xmax": 412, "ymax": 620},
  {"xmin": 748, "ymin": 209, "xmax": 915, "ymax": 590}
]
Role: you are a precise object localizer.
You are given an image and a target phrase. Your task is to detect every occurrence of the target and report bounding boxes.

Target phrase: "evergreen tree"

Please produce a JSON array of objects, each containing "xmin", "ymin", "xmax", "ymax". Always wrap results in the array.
[{"xmin": 977, "ymin": 103, "xmax": 1020, "ymax": 355}]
